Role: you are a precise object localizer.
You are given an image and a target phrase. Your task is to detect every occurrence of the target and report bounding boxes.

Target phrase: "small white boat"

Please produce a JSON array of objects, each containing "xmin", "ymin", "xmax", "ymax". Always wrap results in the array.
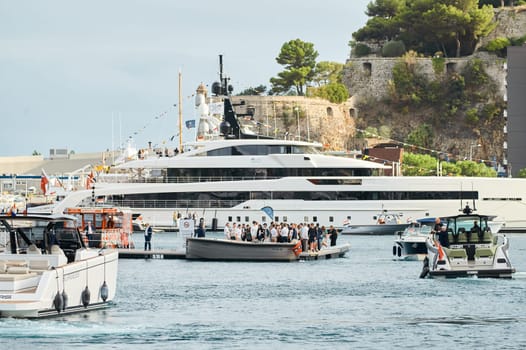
[
  {"xmin": 341, "ymin": 211, "xmax": 410, "ymax": 235},
  {"xmin": 0, "ymin": 214, "xmax": 119, "ymax": 318},
  {"xmin": 392, "ymin": 223, "xmax": 431, "ymax": 261},
  {"xmin": 186, "ymin": 238, "xmax": 301, "ymax": 261},
  {"xmin": 420, "ymin": 205, "xmax": 515, "ymax": 279}
]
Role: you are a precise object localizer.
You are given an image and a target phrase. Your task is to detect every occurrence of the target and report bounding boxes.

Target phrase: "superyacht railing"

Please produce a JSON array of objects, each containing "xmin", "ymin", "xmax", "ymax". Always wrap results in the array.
[
  {"xmin": 84, "ymin": 199, "xmax": 245, "ymax": 209},
  {"xmin": 98, "ymin": 176, "xmax": 279, "ymax": 184}
]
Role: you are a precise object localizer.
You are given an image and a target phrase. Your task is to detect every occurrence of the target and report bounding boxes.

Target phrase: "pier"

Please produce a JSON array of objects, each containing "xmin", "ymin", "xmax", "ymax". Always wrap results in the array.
[{"xmin": 117, "ymin": 249, "xmax": 186, "ymax": 259}]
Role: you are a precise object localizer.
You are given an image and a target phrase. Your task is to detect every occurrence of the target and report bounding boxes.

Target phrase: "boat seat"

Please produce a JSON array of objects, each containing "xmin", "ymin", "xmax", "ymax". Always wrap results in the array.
[
  {"xmin": 445, "ymin": 248, "xmax": 467, "ymax": 259},
  {"xmin": 50, "ymin": 244, "xmax": 66, "ymax": 256},
  {"xmin": 475, "ymin": 247, "xmax": 495, "ymax": 259},
  {"xmin": 28, "ymin": 259, "xmax": 50, "ymax": 271},
  {"xmin": 27, "ymin": 243, "xmax": 42, "ymax": 255}
]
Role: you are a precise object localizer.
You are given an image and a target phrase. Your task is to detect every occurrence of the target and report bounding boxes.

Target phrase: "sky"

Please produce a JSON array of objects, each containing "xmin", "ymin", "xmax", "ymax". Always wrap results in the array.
[{"xmin": 0, "ymin": 0, "xmax": 371, "ymax": 157}]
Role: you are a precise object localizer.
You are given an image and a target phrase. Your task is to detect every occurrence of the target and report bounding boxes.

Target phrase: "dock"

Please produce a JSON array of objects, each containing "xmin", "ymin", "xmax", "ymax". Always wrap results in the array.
[
  {"xmin": 298, "ymin": 244, "xmax": 350, "ymax": 260},
  {"xmin": 117, "ymin": 249, "xmax": 186, "ymax": 259}
]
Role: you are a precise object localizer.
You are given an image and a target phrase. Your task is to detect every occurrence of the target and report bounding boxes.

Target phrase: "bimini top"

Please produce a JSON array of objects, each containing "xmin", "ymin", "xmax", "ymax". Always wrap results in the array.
[{"xmin": 0, "ymin": 214, "xmax": 78, "ymax": 223}]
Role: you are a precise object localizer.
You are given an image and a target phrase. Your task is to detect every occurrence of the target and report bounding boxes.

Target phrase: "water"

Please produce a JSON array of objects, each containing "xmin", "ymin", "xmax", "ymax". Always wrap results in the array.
[{"xmin": 1, "ymin": 232, "xmax": 526, "ymax": 349}]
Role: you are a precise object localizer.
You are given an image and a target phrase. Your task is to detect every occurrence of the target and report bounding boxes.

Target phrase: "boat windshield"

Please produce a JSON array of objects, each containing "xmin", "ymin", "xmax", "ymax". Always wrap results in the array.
[{"xmin": 448, "ymin": 215, "xmax": 490, "ymax": 234}]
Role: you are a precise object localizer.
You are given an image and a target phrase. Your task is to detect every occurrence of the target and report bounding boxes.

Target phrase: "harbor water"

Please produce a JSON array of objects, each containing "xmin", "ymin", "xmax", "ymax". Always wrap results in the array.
[{"xmin": 1, "ymin": 232, "xmax": 526, "ymax": 349}]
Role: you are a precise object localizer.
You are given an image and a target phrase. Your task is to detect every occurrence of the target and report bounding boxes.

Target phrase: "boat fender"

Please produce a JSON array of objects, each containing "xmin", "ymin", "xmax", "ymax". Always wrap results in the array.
[
  {"xmin": 419, "ymin": 256, "xmax": 430, "ymax": 279},
  {"xmin": 397, "ymin": 246, "xmax": 402, "ymax": 257},
  {"xmin": 62, "ymin": 290, "xmax": 68, "ymax": 311},
  {"xmin": 54, "ymin": 291, "xmax": 64, "ymax": 313},
  {"xmin": 292, "ymin": 241, "xmax": 302, "ymax": 256},
  {"xmin": 100, "ymin": 281, "xmax": 109, "ymax": 302},
  {"xmin": 392, "ymin": 246, "xmax": 396, "ymax": 256},
  {"xmin": 81, "ymin": 286, "xmax": 91, "ymax": 307}
]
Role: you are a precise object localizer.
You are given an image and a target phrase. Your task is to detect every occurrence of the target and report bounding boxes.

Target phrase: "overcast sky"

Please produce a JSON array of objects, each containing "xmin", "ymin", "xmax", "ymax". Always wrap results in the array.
[{"xmin": 0, "ymin": 0, "xmax": 371, "ymax": 157}]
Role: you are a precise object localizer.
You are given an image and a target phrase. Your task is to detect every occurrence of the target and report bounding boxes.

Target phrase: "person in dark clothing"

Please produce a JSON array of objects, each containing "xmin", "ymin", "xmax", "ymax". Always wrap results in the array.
[
  {"xmin": 437, "ymin": 224, "xmax": 449, "ymax": 247},
  {"xmin": 328, "ymin": 225, "xmax": 338, "ymax": 246},
  {"xmin": 144, "ymin": 223, "xmax": 153, "ymax": 250},
  {"xmin": 195, "ymin": 218, "xmax": 206, "ymax": 238}
]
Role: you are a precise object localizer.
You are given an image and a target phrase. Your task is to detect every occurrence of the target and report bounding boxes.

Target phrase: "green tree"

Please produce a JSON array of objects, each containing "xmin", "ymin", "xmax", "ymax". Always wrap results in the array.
[
  {"xmin": 237, "ymin": 85, "xmax": 267, "ymax": 96},
  {"xmin": 354, "ymin": 0, "xmax": 495, "ymax": 57},
  {"xmin": 32, "ymin": 150, "xmax": 41, "ymax": 156},
  {"xmin": 312, "ymin": 61, "xmax": 344, "ymax": 86},
  {"xmin": 270, "ymin": 39, "xmax": 318, "ymax": 95},
  {"xmin": 309, "ymin": 83, "xmax": 349, "ymax": 103}
]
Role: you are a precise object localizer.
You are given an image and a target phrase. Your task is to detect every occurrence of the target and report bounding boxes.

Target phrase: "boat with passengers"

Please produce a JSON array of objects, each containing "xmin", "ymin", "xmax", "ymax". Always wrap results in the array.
[
  {"xmin": 420, "ymin": 204, "xmax": 515, "ymax": 278},
  {"xmin": 29, "ymin": 56, "xmax": 526, "ymax": 232}
]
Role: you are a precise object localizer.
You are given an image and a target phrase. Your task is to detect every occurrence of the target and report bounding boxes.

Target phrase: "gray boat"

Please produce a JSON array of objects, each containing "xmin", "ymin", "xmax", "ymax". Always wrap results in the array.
[{"xmin": 185, "ymin": 238, "xmax": 300, "ymax": 261}]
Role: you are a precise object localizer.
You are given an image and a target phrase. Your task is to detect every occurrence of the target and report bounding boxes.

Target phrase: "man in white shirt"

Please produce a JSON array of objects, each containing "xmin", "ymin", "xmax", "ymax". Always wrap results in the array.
[
  {"xmin": 270, "ymin": 224, "xmax": 278, "ymax": 243},
  {"xmin": 224, "ymin": 222, "xmax": 231, "ymax": 240},
  {"xmin": 280, "ymin": 224, "xmax": 289, "ymax": 243}
]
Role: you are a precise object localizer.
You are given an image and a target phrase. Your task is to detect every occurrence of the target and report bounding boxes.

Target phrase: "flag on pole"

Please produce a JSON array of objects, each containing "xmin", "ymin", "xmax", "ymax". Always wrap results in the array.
[
  {"xmin": 185, "ymin": 120, "xmax": 196, "ymax": 129},
  {"xmin": 40, "ymin": 169, "xmax": 49, "ymax": 195},
  {"xmin": 261, "ymin": 206, "xmax": 274, "ymax": 220},
  {"xmin": 86, "ymin": 171, "xmax": 96, "ymax": 189}
]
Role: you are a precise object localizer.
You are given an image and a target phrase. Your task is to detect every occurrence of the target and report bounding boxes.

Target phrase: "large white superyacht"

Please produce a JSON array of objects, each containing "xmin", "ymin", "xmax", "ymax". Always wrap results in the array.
[{"xmin": 34, "ymin": 57, "xmax": 526, "ymax": 232}]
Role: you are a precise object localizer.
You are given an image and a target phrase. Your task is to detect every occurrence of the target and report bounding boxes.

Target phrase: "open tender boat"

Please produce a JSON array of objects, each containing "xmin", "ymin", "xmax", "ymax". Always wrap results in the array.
[
  {"xmin": 420, "ymin": 205, "xmax": 515, "ymax": 279},
  {"xmin": 0, "ymin": 214, "xmax": 118, "ymax": 318},
  {"xmin": 392, "ymin": 222, "xmax": 431, "ymax": 261},
  {"xmin": 185, "ymin": 237, "xmax": 350, "ymax": 261}
]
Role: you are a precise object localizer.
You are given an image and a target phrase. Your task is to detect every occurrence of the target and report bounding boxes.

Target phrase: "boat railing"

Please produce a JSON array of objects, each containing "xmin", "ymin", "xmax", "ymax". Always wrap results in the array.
[
  {"xmin": 100, "ymin": 175, "xmax": 282, "ymax": 184},
  {"xmin": 100, "ymin": 199, "xmax": 246, "ymax": 209}
]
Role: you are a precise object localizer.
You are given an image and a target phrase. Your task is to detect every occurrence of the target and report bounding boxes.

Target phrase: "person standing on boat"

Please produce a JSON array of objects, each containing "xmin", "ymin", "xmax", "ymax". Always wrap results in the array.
[
  {"xmin": 316, "ymin": 224, "xmax": 323, "ymax": 250},
  {"xmin": 144, "ymin": 223, "xmax": 153, "ymax": 251},
  {"xmin": 437, "ymin": 224, "xmax": 449, "ymax": 248},
  {"xmin": 328, "ymin": 225, "xmax": 338, "ymax": 246},
  {"xmin": 280, "ymin": 223, "xmax": 289, "ymax": 243},
  {"xmin": 224, "ymin": 222, "xmax": 231, "ymax": 240},
  {"xmin": 432, "ymin": 217, "xmax": 441, "ymax": 233},
  {"xmin": 308, "ymin": 223, "xmax": 318, "ymax": 252},
  {"xmin": 300, "ymin": 223, "xmax": 309, "ymax": 252}
]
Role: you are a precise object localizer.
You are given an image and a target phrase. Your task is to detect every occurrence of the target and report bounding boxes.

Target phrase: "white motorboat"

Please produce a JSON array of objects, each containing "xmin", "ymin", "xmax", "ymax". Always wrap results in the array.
[
  {"xmin": 420, "ymin": 205, "xmax": 515, "ymax": 278},
  {"xmin": 0, "ymin": 214, "xmax": 118, "ymax": 318},
  {"xmin": 392, "ymin": 222, "xmax": 431, "ymax": 260},
  {"xmin": 341, "ymin": 211, "xmax": 411, "ymax": 235}
]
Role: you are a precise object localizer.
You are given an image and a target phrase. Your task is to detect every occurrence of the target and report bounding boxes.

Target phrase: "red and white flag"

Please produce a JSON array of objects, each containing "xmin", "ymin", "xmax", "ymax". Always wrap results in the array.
[
  {"xmin": 86, "ymin": 171, "xmax": 95, "ymax": 189},
  {"xmin": 40, "ymin": 169, "xmax": 49, "ymax": 195}
]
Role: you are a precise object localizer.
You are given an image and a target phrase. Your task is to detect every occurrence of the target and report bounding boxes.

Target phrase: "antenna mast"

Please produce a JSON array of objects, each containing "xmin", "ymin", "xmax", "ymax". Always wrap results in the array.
[{"xmin": 178, "ymin": 70, "xmax": 183, "ymax": 151}]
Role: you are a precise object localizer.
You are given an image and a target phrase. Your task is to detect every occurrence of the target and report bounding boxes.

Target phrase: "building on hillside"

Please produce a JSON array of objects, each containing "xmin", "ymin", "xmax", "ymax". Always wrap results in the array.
[{"xmin": 506, "ymin": 46, "xmax": 526, "ymax": 177}]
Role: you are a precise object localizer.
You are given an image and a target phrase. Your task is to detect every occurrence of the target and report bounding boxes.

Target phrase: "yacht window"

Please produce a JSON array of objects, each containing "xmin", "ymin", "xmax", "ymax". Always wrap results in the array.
[
  {"xmin": 275, "ymin": 216, "xmax": 279, "ymax": 222},
  {"xmin": 236, "ymin": 216, "xmax": 241, "ymax": 222},
  {"xmin": 303, "ymin": 216, "xmax": 309, "ymax": 223},
  {"xmin": 261, "ymin": 216, "xmax": 266, "ymax": 223},
  {"xmin": 283, "ymin": 216, "xmax": 288, "ymax": 222},
  {"xmin": 228, "ymin": 216, "xmax": 233, "ymax": 222},
  {"xmin": 329, "ymin": 216, "xmax": 334, "ymax": 222},
  {"xmin": 313, "ymin": 216, "xmax": 318, "ymax": 222},
  {"xmin": 245, "ymin": 216, "xmax": 249, "ymax": 222}
]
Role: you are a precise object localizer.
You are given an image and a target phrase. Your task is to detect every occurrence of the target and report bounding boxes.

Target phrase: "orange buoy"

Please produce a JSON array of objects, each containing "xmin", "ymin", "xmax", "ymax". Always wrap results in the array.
[{"xmin": 292, "ymin": 241, "xmax": 302, "ymax": 256}]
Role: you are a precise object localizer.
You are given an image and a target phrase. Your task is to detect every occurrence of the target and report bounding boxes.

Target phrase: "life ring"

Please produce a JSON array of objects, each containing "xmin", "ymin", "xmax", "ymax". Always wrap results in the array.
[{"xmin": 292, "ymin": 241, "xmax": 302, "ymax": 256}]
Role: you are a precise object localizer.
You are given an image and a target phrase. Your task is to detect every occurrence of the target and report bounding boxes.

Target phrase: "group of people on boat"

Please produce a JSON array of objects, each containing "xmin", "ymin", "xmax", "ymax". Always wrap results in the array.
[{"xmin": 223, "ymin": 221, "xmax": 339, "ymax": 252}]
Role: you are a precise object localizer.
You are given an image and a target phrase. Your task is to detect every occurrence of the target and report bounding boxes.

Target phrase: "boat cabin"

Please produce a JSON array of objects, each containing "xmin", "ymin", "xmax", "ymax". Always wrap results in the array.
[
  {"xmin": 0, "ymin": 214, "xmax": 84, "ymax": 263},
  {"xmin": 65, "ymin": 207, "xmax": 133, "ymax": 249}
]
